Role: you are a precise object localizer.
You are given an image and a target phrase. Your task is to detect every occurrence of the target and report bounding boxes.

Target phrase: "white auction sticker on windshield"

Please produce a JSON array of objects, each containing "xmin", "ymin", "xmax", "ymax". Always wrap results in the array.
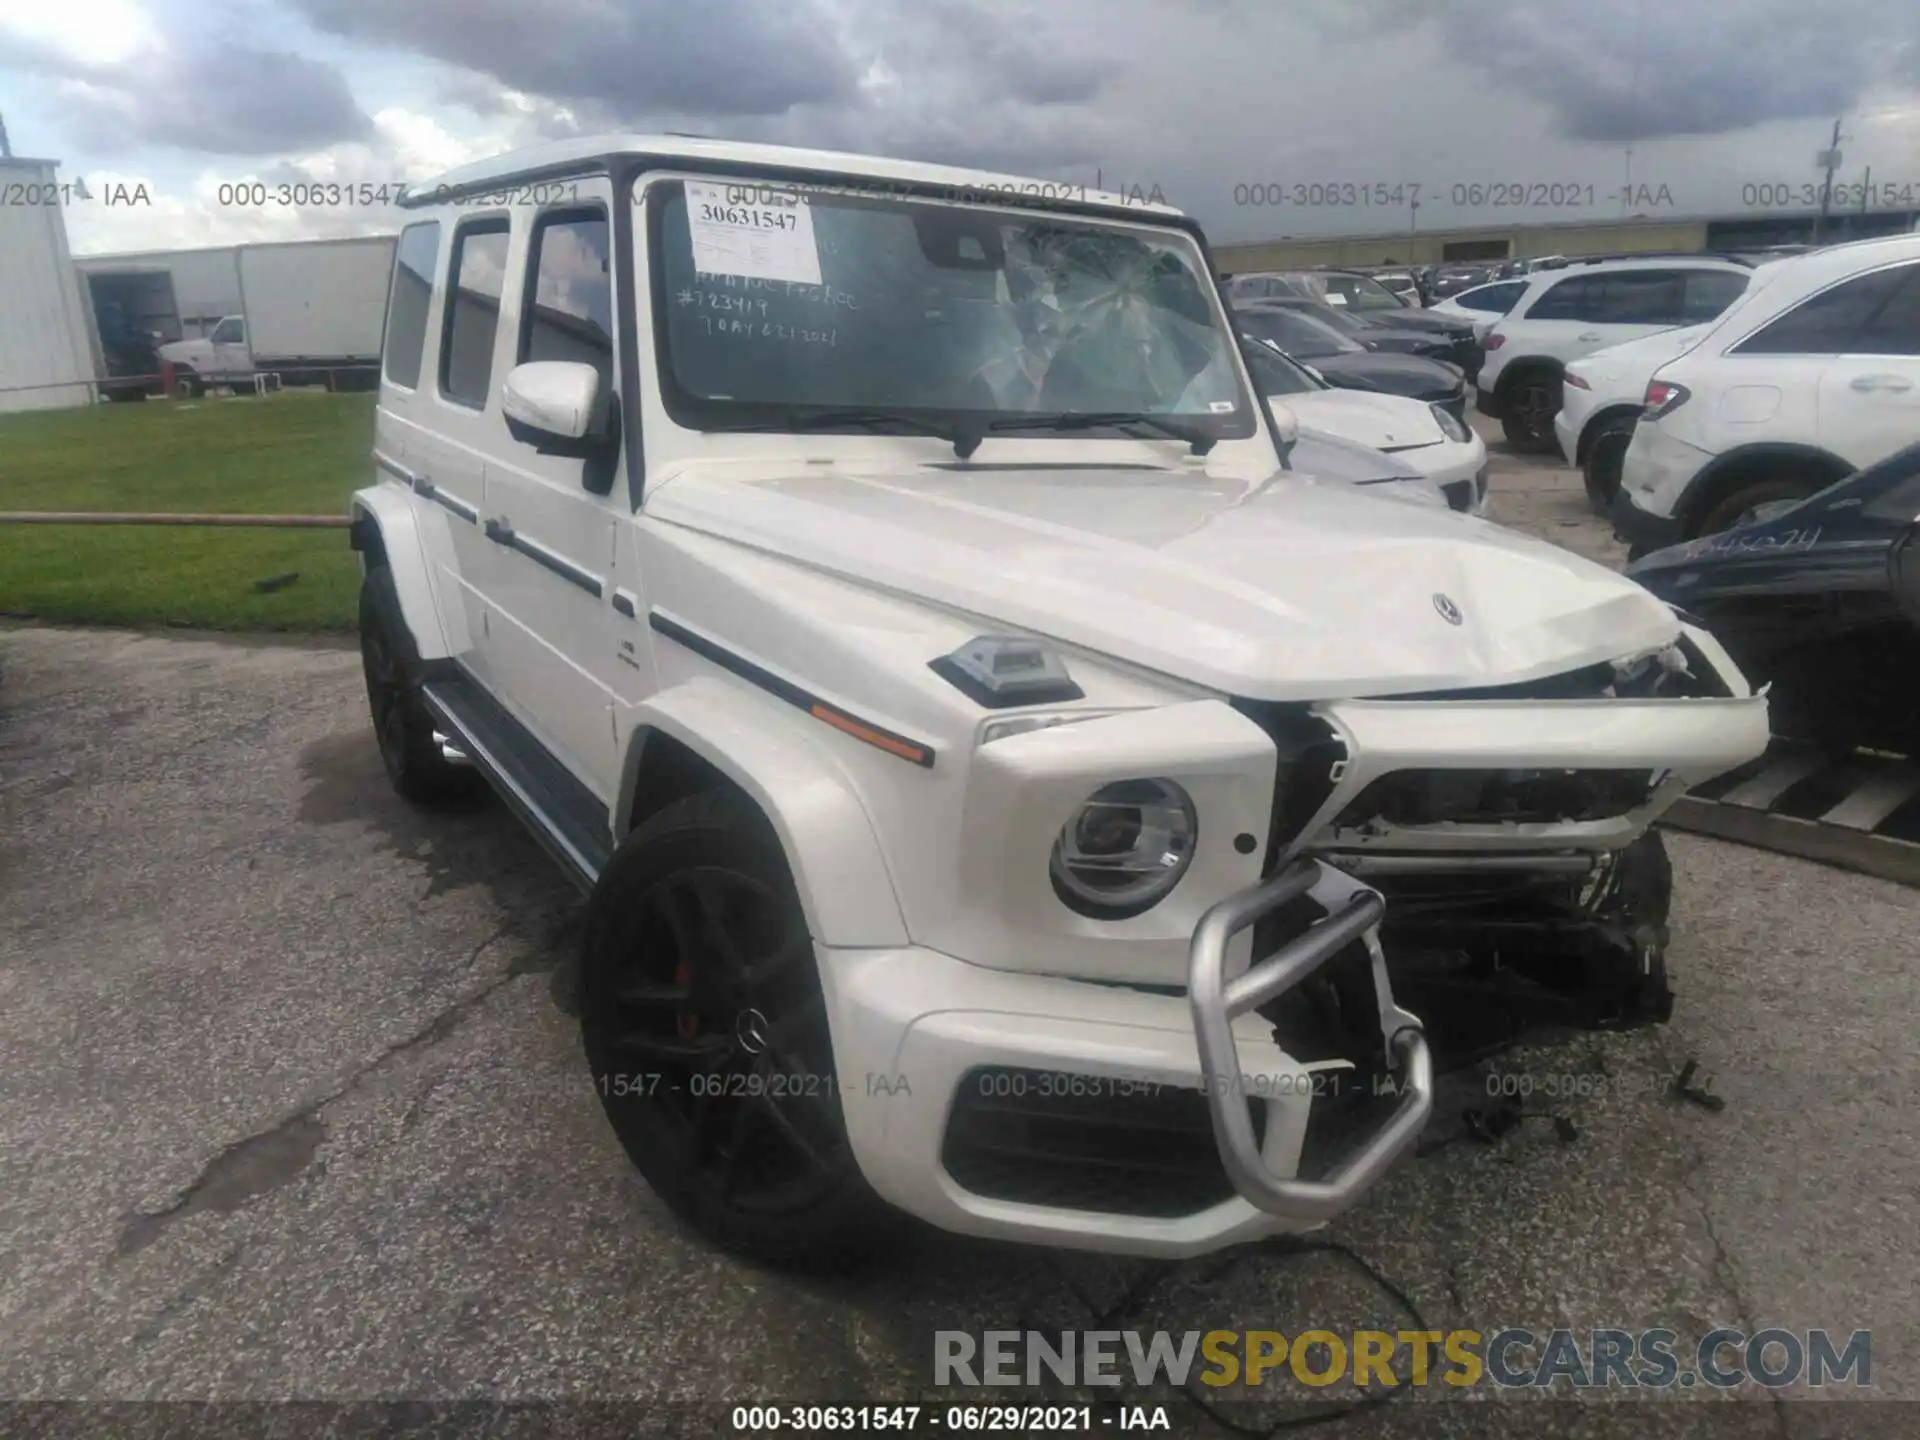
[{"xmin": 686, "ymin": 181, "xmax": 822, "ymax": 286}]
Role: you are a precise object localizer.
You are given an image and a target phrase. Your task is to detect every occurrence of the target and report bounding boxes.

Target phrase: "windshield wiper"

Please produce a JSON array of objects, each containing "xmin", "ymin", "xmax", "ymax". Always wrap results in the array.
[
  {"xmin": 986, "ymin": 412, "xmax": 1217, "ymax": 455},
  {"xmin": 716, "ymin": 408, "xmax": 982, "ymax": 459}
]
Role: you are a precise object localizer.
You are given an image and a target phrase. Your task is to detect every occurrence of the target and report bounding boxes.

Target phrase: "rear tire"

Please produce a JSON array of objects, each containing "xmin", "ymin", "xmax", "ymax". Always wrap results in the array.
[
  {"xmin": 1581, "ymin": 414, "xmax": 1637, "ymax": 514},
  {"xmin": 581, "ymin": 790, "xmax": 887, "ymax": 1268},
  {"xmin": 358, "ymin": 565, "xmax": 478, "ymax": 806}
]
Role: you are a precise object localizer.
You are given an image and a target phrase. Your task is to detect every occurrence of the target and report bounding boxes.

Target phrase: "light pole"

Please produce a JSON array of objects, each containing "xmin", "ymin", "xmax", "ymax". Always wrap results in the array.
[
  {"xmin": 1812, "ymin": 117, "xmax": 1848, "ymax": 245},
  {"xmin": 1408, "ymin": 196, "xmax": 1420, "ymax": 260}
]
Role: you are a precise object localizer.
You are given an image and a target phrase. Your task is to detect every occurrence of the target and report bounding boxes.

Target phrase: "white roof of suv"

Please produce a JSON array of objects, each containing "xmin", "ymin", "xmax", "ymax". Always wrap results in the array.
[{"xmin": 400, "ymin": 133, "xmax": 1183, "ymax": 218}]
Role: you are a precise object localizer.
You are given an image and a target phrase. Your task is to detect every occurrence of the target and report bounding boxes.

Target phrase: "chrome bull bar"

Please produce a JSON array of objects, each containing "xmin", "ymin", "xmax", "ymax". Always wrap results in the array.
[{"xmin": 1188, "ymin": 858, "xmax": 1433, "ymax": 1224}]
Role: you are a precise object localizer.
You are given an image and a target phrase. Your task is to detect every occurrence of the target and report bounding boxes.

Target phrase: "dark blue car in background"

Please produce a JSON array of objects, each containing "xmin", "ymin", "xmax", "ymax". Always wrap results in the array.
[{"xmin": 1627, "ymin": 441, "xmax": 1920, "ymax": 755}]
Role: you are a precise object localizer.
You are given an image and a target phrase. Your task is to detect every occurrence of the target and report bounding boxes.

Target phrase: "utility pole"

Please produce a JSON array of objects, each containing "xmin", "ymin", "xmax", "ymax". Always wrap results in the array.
[
  {"xmin": 1812, "ymin": 117, "xmax": 1845, "ymax": 244},
  {"xmin": 0, "ymin": 109, "xmax": 12, "ymax": 159},
  {"xmin": 1408, "ymin": 196, "xmax": 1420, "ymax": 261}
]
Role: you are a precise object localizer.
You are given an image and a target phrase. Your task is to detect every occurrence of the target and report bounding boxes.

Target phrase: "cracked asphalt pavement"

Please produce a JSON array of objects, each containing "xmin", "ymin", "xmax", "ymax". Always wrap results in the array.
[{"xmin": 1, "ymin": 432, "xmax": 1915, "ymax": 1437}]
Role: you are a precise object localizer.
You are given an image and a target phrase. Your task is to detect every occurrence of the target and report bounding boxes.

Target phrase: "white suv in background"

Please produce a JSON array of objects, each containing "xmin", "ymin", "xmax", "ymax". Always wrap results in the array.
[
  {"xmin": 1476, "ymin": 257, "xmax": 1757, "ymax": 452},
  {"xmin": 1427, "ymin": 279, "xmax": 1528, "ymax": 340},
  {"xmin": 1614, "ymin": 234, "xmax": 1920, "ymax": 553},
  {"xmin": 1555, "ymin": 324, "xmax": 1714, "ymax": 513}
]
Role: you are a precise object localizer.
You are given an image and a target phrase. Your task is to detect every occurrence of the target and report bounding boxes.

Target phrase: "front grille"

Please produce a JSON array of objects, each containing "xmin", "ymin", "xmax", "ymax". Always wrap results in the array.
[
  {"xmin": 1332, "ymin": 768, "xmax": 1656, "ymax": 830},
  {"xmin": 1441, "ymin": 479, "xmax": 1474, "ymax": 512},
  {"xmin": 942, "ymin": 1067, "xmax": 1265, "ymax": 1217}
]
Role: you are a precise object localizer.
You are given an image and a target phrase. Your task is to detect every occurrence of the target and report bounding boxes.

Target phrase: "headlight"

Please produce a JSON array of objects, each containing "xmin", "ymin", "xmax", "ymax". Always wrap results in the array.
[
  {"xmin": 1050, "ymin": 779, "xmax": 1196, "ymax": 918},
  {"xmin": 1429, "ymin": 402, "xmax": 1471, "ymax": 443}
]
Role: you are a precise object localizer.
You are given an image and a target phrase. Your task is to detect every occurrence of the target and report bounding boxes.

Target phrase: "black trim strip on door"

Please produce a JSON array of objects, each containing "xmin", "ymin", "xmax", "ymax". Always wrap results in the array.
[
  {"xmin": 648, "ymin": 611, "xmax": 936, "ymax": 769},
  {"xmin": 376, "ymin": 449, "xmax": 479, "ymax": 524},
  {"xmin": 509, "ymin": 532, "xmax": 604, "ymax": 598}
]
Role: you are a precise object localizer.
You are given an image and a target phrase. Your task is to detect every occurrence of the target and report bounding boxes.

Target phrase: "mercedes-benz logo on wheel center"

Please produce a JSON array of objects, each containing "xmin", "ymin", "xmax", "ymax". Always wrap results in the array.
[
  {"xmin": 1433, "ymin": 593, "xmax": 1464, "ymax": 626},
  {"xmin": 734, "ymin": 1008, "xmax": 772, "ymax": 1054}
]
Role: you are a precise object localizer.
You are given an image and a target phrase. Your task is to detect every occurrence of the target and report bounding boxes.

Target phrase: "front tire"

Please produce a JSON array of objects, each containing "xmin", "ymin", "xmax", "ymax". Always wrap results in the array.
[
  {"xmin": 581, "ymin": 790, "xmax": 884, "ymax": 1267},
  {"xmin": 358, "ymin": 566, "xmax": 477, "ymax": 806},
  {"xmin": 1693, "ymin": 476, "xmax": 1818, "ymax": 539}
]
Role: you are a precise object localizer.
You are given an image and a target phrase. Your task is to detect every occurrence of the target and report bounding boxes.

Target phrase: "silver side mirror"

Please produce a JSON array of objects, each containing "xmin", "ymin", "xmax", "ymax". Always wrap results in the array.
[{"xmin": 502, "ymin": 361, "xmax": 603, "ymax": 442}]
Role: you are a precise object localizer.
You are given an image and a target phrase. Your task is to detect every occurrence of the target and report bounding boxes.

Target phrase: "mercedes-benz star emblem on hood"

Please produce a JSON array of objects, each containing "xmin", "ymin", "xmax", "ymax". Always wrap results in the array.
[{"xmin": 1433, "ymin": 593, "xmax": 1464, "ymax": 626}]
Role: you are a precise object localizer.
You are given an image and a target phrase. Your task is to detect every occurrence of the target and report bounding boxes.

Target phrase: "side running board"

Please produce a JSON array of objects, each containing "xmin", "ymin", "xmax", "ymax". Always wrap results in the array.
[{"xmin": 417, "ymin": 667, "xmax": 613, "ymax": 893}]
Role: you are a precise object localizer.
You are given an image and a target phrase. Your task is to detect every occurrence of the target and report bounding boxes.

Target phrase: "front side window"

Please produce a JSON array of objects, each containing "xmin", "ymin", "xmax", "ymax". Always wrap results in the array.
[
  {"xmin": 210, "ymin": 317, "xmax": 244, "ymax": 345},
  {"xmin": 1240, "ymin": 339, "xmax": 1324, "ymax": 396},
  {"xmin": 520, "ymin": 210, "xmax": 614, "ymax": 387},
  {"xmin": 652, "ymin": 181, "xmax": 1255, "ymax": 440},
  {"xmin": 384, "ymin": 221, "xmax": 440, "ymax": 389},
  {"xmin": 440, "ymin": 219, "xmax": 511, "ymax": 408},
  {"xmin": 1850, "ymin": 263, "xmax": 1920, "ymax": 356},
  {"xmin": 1733, "ymin": 265, "xmax": 1911, "ymax": 356}
]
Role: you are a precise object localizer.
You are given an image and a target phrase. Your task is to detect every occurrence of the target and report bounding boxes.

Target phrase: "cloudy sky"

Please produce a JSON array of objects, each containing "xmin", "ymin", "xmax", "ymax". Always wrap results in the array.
[{"xmin": 3, "ymin": 0, "xmax": 1919, "ymax": 256}]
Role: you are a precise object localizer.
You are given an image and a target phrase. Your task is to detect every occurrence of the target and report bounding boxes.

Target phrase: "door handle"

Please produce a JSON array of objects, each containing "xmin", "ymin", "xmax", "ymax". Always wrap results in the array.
[
  {"xmin": 1576, "ymin": 332, "xmax": 1603, "ymax": 342},
  {"xmin": 1850, "ymin": 374, "xmax": 1914, "ymax": 392},
  {"xmin": 484, "ymin": 517, "xmax": 516, "ymax": 545}
]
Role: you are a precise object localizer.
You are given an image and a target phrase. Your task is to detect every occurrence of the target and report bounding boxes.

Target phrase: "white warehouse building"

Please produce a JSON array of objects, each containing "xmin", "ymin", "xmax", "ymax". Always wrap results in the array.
[{"xmin": 0, "ymin": 156, "xmax": 97, "ymax": 414}]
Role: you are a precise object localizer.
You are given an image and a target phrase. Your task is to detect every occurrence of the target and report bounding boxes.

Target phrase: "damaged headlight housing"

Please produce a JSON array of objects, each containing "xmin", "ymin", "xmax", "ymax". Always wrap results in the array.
[{"xmin": 1050, "ymin": 778, "xmax": 1196, "ymax": 919}]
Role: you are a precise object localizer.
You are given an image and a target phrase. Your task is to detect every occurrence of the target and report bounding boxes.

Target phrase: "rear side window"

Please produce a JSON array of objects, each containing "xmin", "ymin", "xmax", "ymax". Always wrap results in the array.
[
  {"xmin": 1524, "ymin": 276, "xmax": 1598, "ymax": 321},
  {"xmin": 383, "ymin": 221, "xmax": 440, "ymax": 389},
  {"xmin": 1733, "ymin": 265, "xmax": 1911, "ymax": 355},
  {"xmin": 1455, "ymin": 281, "xmax": 1525, "ymax": 312},
  {"xmin": 1680, "ymin": 270, "xmax": 1750, "ymax": 323},
  {"xmin": 440, "ymin": 219, "xmax": 512, "ymax": 407},
  {"xmin": 1587, "ymin": 271, "xmax": 1685, "ymax": 324},
  {"xmin": 519, "ymin": 210, "xmax": 614, "ymax": 387}
]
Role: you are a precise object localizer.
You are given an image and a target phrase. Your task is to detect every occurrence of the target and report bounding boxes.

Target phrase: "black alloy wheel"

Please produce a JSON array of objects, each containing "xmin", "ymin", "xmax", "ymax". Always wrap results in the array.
[
  {"xmin": 1500, "ymin": 376, "xmax": 1562, "ymax": 453},
  {"xmin": 581, "ymin": 791, "xmax": 881, "ymax": 1266}
]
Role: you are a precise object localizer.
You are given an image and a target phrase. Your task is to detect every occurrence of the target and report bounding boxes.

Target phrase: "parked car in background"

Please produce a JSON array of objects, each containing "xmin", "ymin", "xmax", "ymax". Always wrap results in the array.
[
  {"xmin": 1233, "ymin": 304, "xmax": 1470, "ymax": 417},
  {"xmin": 1365, "ymin": 269, "xmax": 1423, "ymax": 306},
  {"xmin": 1476, "ymin": 256, "xmax": 1757, "ymax": 452},
  {"xmin": 1427, "ymin": 279, "xmax": 1529, "ymax": 341},
  {"xmin": 1614, "ymin": 233, "xmax": 1920, "ymax": 553},
  {"xmin": 1628, "ymin": 441, "xmax": 1920, "ymax": 753},
  {"xmin": 1425, "ymin": 265, "xmax": 1496, "ymax": 302},
  {"xmin": 1248, "ymin": 294, "xmax": 1481, "ymax": 376},
  {"xmin": 1242, "ymin": 337, "xmax": 1489, "ymax": 513},
  {"xmin": 1556, "ymin": 324, "xmax": 1714, "ymax": 512}
]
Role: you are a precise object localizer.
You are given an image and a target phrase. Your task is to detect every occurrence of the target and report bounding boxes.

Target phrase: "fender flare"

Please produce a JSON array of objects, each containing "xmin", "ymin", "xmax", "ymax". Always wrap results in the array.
[
  {"xmin": 349, "ymin": 485, "xmax": 451, "ymax": 661},
  {"xmin": 1678, "ymin": 442, "xmax": 1855, "ymax": 527},
  {"xmin": 617, "ymin": 678, "xmax": 910, "ymax": 948}
]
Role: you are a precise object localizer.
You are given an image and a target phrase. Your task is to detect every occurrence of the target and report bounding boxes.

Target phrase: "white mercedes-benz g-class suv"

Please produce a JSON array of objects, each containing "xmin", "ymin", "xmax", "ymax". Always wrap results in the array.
[{"xmin": 350, "ymin": 135, "xmax": 1769, "ymax": 1265}]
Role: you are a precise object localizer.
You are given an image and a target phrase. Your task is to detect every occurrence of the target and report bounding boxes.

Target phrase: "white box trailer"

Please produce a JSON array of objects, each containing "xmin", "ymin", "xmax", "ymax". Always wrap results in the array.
[
  {"xmin": 0, "ymin": 158, "xmax": 97, "ymax": 414},
  {"xmin": 238, "ymin": 235, "xmax": 395, "ymax": 380}
]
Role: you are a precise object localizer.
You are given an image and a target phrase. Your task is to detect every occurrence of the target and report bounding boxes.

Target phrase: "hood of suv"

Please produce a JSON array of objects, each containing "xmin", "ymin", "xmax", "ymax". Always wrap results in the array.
[{"xmin": 647, "ymin": 461, "xmax": 1680, "ymax": 700}]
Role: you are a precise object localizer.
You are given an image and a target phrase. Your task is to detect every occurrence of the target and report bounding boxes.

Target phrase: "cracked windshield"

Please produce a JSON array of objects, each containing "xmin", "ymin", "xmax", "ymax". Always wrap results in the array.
[{"xmin": 656, "ymin": 181, "xmax": 1251, "ymax": 432}]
